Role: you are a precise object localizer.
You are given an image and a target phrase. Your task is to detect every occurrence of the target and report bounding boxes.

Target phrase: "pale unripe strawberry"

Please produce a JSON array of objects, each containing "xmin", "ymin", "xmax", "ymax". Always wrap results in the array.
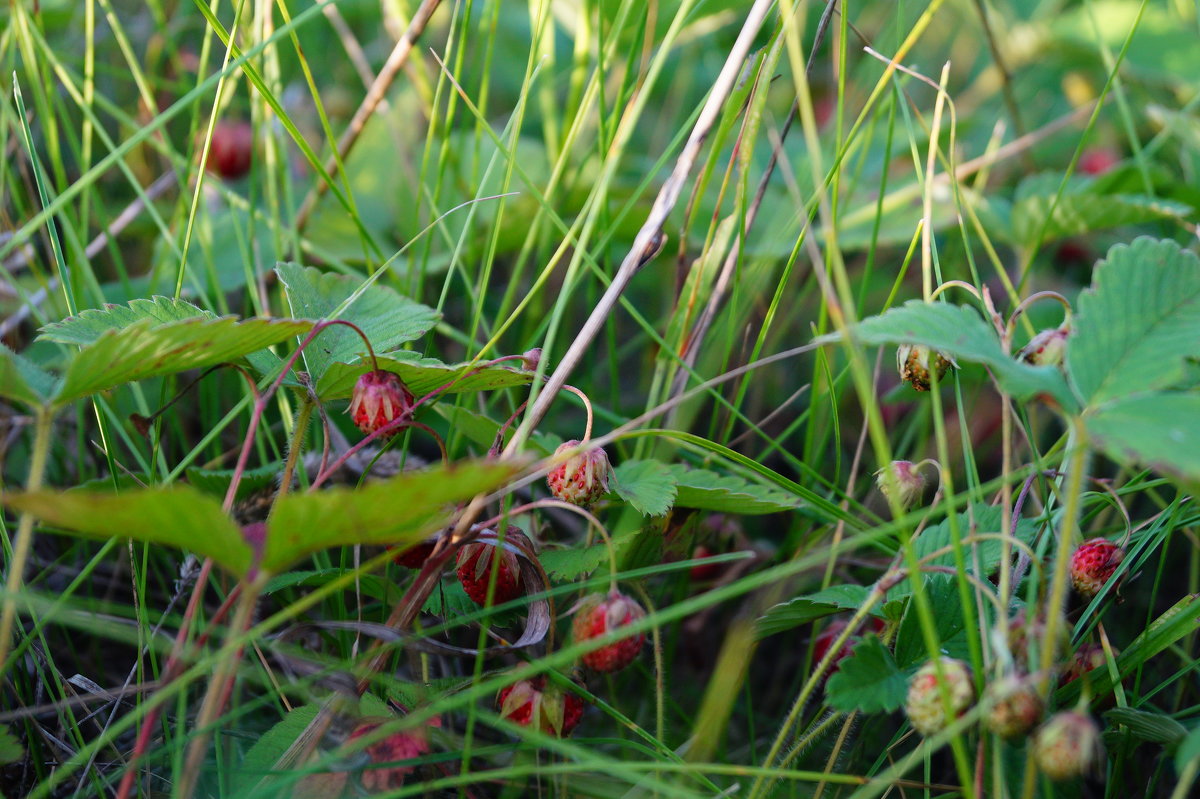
[
  {"xmin": 572, "ymin": 591, "xmax": 645, "ymax": 673},
  {"xmin": 348, "ymin": 370, "xmax": 415, "ymax": 438},
  {"xmin": 456, "ymin": 531, "xmax": 531, "ymax": 606},
  {"xmin": 984, "ymin": 677, "xmax": 1043, "ymax": 739},
  {"xmin": 1018, "ymin": 323, "xmax": 1070, "ymax": 367},
  {"xmin": 1005, "ymin": 610, "xmax": 1070, "ymax": 668},
  {"xmin": 497, "ymin": 675, "xmax": 585, "ymax": 737},
  {"xmin": 1032, "ymin": 711, "xmax": 1101, "ymax": 780},
  {"xmin": 875, "ymin": 460, "xmax": 926, "ymax": 510},
  {"xmin": 897, "ymin": 344, "xmax": 952, "ymax": 391},
  {"xmin": 1070, "ymin": 538, "xmax": 1125, "ymax": 598},
  {"xmin": 904, "ymin": 657, "xmax": 974, "ymax": 736},
  {"xmin": 547, "ymin": 440, "xmax": 610, "ymax": 506},
  {"xmin": 346, "ymin": 718, "xmax": 435, "ymax": 791}
]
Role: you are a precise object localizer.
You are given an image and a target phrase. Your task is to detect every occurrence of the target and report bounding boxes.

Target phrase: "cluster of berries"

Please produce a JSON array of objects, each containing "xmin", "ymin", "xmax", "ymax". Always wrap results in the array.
[
  {"xmin": 357, "ymin": 371, "xmax": 639, "ymax": 739},
  {"xmin": 903, "ymin": 657, "xmax": 1101, "ymax": 781}
]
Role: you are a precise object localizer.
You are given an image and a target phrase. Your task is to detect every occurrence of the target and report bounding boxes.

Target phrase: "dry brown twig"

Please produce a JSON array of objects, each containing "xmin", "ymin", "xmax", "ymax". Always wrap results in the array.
[{"xmin": 504, "ymin": 0, "xmax": 779, "ymax": 454}]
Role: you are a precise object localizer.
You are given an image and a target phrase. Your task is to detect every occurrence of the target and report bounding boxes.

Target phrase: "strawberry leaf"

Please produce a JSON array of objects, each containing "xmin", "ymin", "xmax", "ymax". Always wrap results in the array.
[
  {"xmin": 317, "ymin": 352, "xmax": 531, "ymax": 401},
  {"xmin": 1084, "ymin": 393, "xmax": 1200, "ymax": 484},
  {"xmin": 0, "ymin": 343, "xmax": 55, "ymax": 408},
  {"xmin": 276, "ymin": 262, "xmax": 439, "ymax": 382},
  {"xmin": 1, "ymin": 485, "xmax": 253, "ymax": 577},
  {"xmin": 610, "ymin": 459, "xmax": 677, "ymax": 516},
  {"xmin": 825, "ymin": 636, "xmax": 908, "ymax": 714},
  {"xmin": 668, "ymin": 464, "xmax": 799, "ymax": 515},
  {"xmin": 37, "ymin": 296, "xmax": 210, "ymax": 344},
  {"xmin": 756, "ymin": 585, "xmax": 872, "ymax": 639},
  {"xmin": 263, "ymin": 459, "xmax": 522, "ymax": 573},
  {"xmin": 53, "ymin": 316, "xmax": 314, "ymax": 405},
  {"xmin": 1067, "ymin": 237, "xmax": 1200, "ymax": 405}
]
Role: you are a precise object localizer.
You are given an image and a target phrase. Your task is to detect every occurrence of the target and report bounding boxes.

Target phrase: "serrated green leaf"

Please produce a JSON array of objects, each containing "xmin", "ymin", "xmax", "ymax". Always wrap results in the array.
[
  {"xmin": 1068, "ymin": 237, "xmax": 1200, "ymax": 405},
  {"xmin": 1104, "ymin": 707, "xmax": 1188, "ymax": 746},
  {"xmin": 756, "ymin": 585, "xmax": 871, "ymax": 639},
  {"xmin": 1, "ymin": 485, "xmax": 252, "ymax": 576},
  {"xmin": 54, "ymin": 316, "xmax": 314, "ymax": 405},
  {"xmin": 1010, "ymin": 173, "xmax": 1191, "ymax": 249},
  {"xmin": 1085, "ymin": 393, "xmax": 1200, "ymax": 483},
  {"xmin": 611, "ymin": 460, "xmax": 677, "ymax": 516},
  {"xmin": 539, "ymin": 536, "xmax": 636, "ymax": 582},
  {"xmin": 913, "ymin": 504, "xmax": 1038, "ymax": 573},
  {"xmin": 276, "ymin": 262, "xmax": 439, "ymax": 382},
  {"xmin": 837, "ymin": 300, "xmax": 1074, "ymax": 406},
  {"xmin": 187, "ymin": 462, "xmax": 282, "ymax": 502},
  {"xmin": 263, "ymin": 459, "xmax": 522, "ymax": 573},
  {"xmin": 0, "ymin": 343, "xmax": 54, "ymax": 407},
  {"xmin": 37, "ymin": 296, "xmax": 210, "ymax": 344},
  {"xmin": 317, "ymin": 352, "xmax": 531, "ymax": 401},
  {"xmin": 826, "ymin": 636, "xmax": 908, "ymax": 714},
  {"xmin": 669, "ymin": 464, "xmax": 799, "ymax": 515},
  {"xmin": 894, "ymin": 575, "xmax": 968, "ymax": 668}
]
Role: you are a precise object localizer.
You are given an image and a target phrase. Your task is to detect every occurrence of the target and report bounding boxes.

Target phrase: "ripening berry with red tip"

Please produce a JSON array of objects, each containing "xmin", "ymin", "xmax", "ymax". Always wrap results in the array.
[
  {"xmin": 875, "ymin": 460, "xmax": 926, "ymax": 511},
  {"xmin": 205, "ymin": 120, "xmax": 254, "ymax": 180},
  {"xmin": 811, "ymin": 617, "xmax": 887, "ymax": 686},
  {"xmin": 496, "ymin": 675, "xmax": 585, "ymax": 737},
  {"xmin": 1060, "ymin": 643, "xmax": 1105, "ymax": 684},
  {"xmin": 689, "ymin": 545, "xmax": 722, "ymax": 582},
  {"xmin": 455, "ymin": 532, "xmax": 530, "ymax": 606},
  {"xmin": 984, "ymin": 677, "xmax": 1044, "ymax": 739},
  {"xmin": 1032, "ymin": 711, "xmax": 1101, "ymax": 781},
  {"xmin": 346, "ymin": 717, "xmax": 436, "ymax": 792},
  {"xmin": 1070, "ymin": 538, "xmax": 1125, "ymax": 598},
  {"xmin": 897, "ymin": 344, "xmax": 953, "ymax": 391},
  {"xmin": 1018, "ymin": 323, "xmax": 1071, "ymax": 367},
  {"xmin": 547, "ymin": 440, "xmax": 611, "ymax": 506},
  {"xmin": 904, "ymin": 657, "xmax": 975, "ymax": 736},
  {"xmin": 348, "ymin": 370, "xmax": 415, "ymax": 439},
  {"xmin": 572, "ymin": 591, "xmax": 646, "ymax": 673}
]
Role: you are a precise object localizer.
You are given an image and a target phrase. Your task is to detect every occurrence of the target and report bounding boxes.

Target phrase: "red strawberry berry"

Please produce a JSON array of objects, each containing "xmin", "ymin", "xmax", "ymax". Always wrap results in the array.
[
  {"xmin": 497, "ymin": 675, "xmax": 585, "ymax": 737},
  {"xmin": 1079, "ymin": 147, "xmax": 1119, "ymax": 176},
  {"xmin": 572, "ymin": 591, "xmax": 645, "ymax": 673},
  {"xmin": 1032, "ymin": 711, "xmax": 1101, "ymax": 780},
  {"xmin": 393, "ymin": 539, "xmax": 437, "ymax": 569},
  {"xmin": 547, "ymin": 440, "xmax": 610, "ymax": 506},
  {"xmin": 897, "ymin": 344, "xmax": 953, "ymax": 391},
  {"xmin": 812, "ymin": 617, "xmax": 887, "ymax": 686},
  {"xmin": 1070, "ymin": 538, "xmax": 1125, "ymax": 598},
  {"xmin": 689, "ymin": 545, "xmax": 722, "ymax": 582},
  {"xmin": 348, "ymin": 370, "xmax": 415, "ymax": 439},
  {"xmin": 455, "ymin": 532, "xmax": 529, "ymax": 606},
  {"xmin": 984, "ymin": 676, "xmax": 1043, "ymax": 739},
  {"xmin": 904, "ymin": 657, "xmax": 975, "ymax": 736},
  {"xmin": 205, "ymin": 120, "xmax": 254, "ymax": 180},
  {"xmin": 346, "ymin": 717, "xmax": 435, "ymax": 792}
]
